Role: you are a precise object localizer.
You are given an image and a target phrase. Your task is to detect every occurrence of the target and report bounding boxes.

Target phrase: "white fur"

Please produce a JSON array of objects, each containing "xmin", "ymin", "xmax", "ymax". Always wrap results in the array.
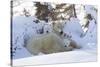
[{"xmin": 26, "ymin": 33, "xmax": 72, "ymax": 55}]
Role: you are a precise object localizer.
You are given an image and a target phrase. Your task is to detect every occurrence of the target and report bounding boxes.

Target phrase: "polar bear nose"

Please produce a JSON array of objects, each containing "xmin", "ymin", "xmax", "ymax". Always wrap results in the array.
[
  {"xmin": 64, "ymin": 45, "xmax": 67, "ymax": 47},
  {"xmin": 60, "ymin": 30, "xmax": 63, "ymax": 35}
]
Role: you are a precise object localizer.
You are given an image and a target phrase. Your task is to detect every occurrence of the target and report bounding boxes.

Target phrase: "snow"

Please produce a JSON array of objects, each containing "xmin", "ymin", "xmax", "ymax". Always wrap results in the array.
[
  {"xmin": 83, "ymin": 19, "xmax": 97, "ymax": 43},
  {"xmin": 63, "ymin": 17, "xmax": 84, "ymax": 37},
  {"xmin": 12, "ymin": 2, "xmax": 97, "ymax": 66},
  {"xmin": 84, "ymin": 5, "xmax": 97, "ymax": 20},
  {"xmin": 12, "ymin": 16, "xmax": 34, "ymax": 59},
  {"xmin": 13, "ymin": 50, "xmax": 97, "ymax": 66},
  {"xmin": 12, "ymin": 16, "xmax": 97, "ymax": 66},
  {"xmin": 81, "ymin": 19, "xmax": 97, "ymax": 51},
  {"xmin": 13, "ymin": 1, "xmax": 37, "ymax": 16},
  {"xmin": 75, "ymin": 5, "xmax": 86, "ymax": 25}
]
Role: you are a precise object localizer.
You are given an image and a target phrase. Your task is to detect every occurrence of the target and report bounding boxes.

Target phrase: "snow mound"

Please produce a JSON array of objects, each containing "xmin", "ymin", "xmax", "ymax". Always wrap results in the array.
[
  {"xmin": 13, "ymin": 50, "xmax": 97, "ymax": 66},
  {"xmin": 63, "ymin": 17, "xmax": 84, "ymax": 37}
]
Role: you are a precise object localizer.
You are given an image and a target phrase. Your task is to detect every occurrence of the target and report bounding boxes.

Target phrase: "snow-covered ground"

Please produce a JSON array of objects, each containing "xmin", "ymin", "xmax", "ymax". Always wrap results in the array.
[
  {"xmin": 12, "ymin": 3, "xmax": 97, "ymax": 66},
  {"xmin": 13, "ymin": 50, "xmax": 97, "ymax": 66},
  {"xmin": 12, "ymin": 16, "xmax": 97, "ymax": 66}
]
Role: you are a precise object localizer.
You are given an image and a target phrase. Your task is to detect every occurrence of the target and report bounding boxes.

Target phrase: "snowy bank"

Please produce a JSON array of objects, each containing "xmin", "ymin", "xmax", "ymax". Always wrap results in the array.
[{"xmin": 13, "ymin": 49, "xmax": 97, "ymax": 66}]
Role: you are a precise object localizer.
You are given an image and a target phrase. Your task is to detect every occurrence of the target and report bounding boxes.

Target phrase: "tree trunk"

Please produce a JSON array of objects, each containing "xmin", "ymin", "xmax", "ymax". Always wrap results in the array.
[{"xmin": 72, "ymin": 4, "xmax": 77, "ymax": 18}]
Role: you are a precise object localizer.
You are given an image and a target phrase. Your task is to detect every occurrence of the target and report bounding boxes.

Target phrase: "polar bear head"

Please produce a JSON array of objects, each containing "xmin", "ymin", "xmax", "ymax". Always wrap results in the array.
[
  {"xmin": 63, "ymin": 38, "xmax": 81, "ymax": 51},
  {"xmin": 62, "ymin": 38, "xmax": 73, "ymax": 51},
  {"xmin": 52, "ymin": 22, "xmax": 66, "ymax": 37}
]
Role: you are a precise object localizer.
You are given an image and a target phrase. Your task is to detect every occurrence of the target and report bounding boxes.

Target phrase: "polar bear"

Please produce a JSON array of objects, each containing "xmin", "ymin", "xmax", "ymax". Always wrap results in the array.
[
  {"xmin": 26, "ymin": 33, "xmax": 74, "ymax": 55},
  {"xmin": 25, "ymin": 22, "xmax": 81, "ymax": 55}
]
